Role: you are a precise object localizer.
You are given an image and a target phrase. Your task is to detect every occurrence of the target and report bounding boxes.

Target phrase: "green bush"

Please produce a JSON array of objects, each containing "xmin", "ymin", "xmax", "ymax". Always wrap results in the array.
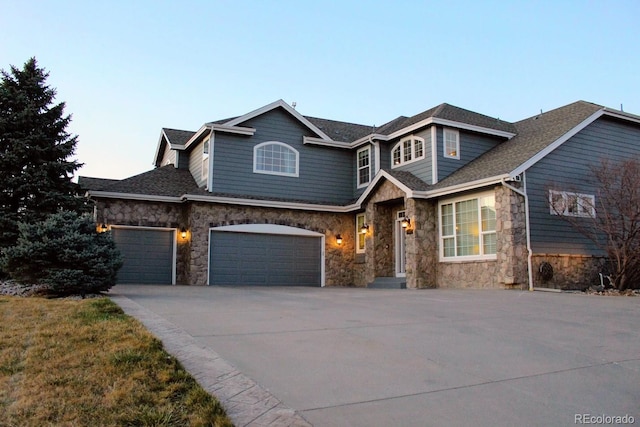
[{"xmin": 1, "ymin": 211, "xmax": 122, "ymax": 296}]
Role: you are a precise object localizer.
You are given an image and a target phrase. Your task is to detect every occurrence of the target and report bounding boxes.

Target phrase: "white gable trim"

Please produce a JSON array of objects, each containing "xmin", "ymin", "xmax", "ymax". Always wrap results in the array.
[
  {"xmin": 385, "ymin": 117, "xmax": 515, "ymax": 141},
  {"xmin": 224, "ymin": 99, "xmax": 333, "ymax": 141},
  {"xmin": 355, "ymin": 170, "xmax": 414, "ymax": 205},
  {"xmin": 184, "ymin": 125, "xmax": 211, "ymax": 150},
  {"xmin": 209, "ymin": 124, "xmax": 256, "ymax": 135},
  {"xmin": 509, "ymin": 109, "xmax": 605, "ymax": 177}
]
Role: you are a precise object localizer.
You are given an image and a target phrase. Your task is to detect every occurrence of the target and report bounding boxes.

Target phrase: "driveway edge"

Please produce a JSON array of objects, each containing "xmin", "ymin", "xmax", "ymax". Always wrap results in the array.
[{"xmin": 110, "ymin": 294, "xmax": 312, "ymax": 427}]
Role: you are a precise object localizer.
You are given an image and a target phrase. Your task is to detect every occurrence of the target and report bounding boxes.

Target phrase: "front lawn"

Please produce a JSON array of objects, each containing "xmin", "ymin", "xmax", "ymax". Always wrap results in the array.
[{"xmin": 0, "ymin": 296, "xmax": 233, "ymax": 426}]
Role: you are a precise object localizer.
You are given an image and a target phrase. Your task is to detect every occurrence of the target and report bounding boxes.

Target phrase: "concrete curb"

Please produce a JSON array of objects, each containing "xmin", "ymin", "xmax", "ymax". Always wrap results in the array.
[{"xmin": 110, "ymin": 294, "xmax": 311, "ymax": 427}]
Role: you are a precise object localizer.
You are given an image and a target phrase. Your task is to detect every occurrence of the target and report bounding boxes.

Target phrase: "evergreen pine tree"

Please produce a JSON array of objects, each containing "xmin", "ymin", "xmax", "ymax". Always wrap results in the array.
[{"xmin": 0, "ymin": 57, "xmax": 84, "ymax": 254}]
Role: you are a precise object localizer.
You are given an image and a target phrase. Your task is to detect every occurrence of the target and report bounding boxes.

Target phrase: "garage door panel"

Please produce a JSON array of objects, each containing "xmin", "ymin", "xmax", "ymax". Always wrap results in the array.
[
  {"xmin": 112, "ymin": 228, "xmax": 174, "ymax": 285},
  {"xmin": 210, "ymin": 231, "xmax": 321, "ymax": 286}
]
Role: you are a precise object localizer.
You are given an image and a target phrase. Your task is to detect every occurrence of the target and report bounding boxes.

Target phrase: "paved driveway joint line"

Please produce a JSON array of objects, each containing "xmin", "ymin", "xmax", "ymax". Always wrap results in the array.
[{"xmin": 111, "ymin": 295, "xmax": 312, "ymax": 427}]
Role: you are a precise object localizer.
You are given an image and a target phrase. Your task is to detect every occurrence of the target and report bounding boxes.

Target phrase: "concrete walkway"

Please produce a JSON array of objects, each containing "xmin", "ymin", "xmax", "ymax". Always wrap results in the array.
[{"xmin": 110, "ymin": 286, "xmax": 640, "ymax": 427}]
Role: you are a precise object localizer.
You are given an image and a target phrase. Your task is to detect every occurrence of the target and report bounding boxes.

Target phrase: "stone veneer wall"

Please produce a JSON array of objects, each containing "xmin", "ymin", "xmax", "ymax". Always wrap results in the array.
[
  {"xmin": 405, "ymin": 198, "xmax": 437, "ymax": 288},
  {"xmin": 95, "ymin": 199, "xmax": 191, "ymax": 284},
  {"xmin": 435, "ymin": 185, "xmax": 529, "ymax": 289},
  {"xmin": 532, "ymin": 254, "xmax": 608, "ymax": 290},
  {"xmin": 188, "ymin": 202, "xmax": 355, "ymax": 286}
]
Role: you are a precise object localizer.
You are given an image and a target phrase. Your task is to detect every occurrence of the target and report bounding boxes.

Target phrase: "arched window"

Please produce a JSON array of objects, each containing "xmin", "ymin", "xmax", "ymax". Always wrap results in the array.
[
  {"xmin": 254, "ymin": 142, "xmax": 299, "ymax": 177},
  {"xmin": 391, "ymin": 136, "xmax": 425, "ymax": 168}
]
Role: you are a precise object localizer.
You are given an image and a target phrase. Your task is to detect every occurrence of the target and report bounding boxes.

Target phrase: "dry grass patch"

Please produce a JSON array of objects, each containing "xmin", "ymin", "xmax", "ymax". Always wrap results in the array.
[{"xmin": 0, "ymin": 296, "xmax": 233, "ymax": 426}]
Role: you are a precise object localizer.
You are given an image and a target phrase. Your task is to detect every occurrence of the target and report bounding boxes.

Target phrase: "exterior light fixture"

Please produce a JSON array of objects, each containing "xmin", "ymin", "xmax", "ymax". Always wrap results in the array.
[
  {"xmin": 360, "ymin": 224, "xmax": 369, "ymax": 234},
  {"xmin": 100, "ymin": 223, "xmax": 108, "ymax": 233},
  {"xmin": 336, "ymin": 234, "xmax": 343, "ymax": 245},
  {"xmin": 180, "ymin": 227, "xmax": 187, "ymax": 239},
  {"xmin": 401, "ymin": 218, "xmax": 411, "ymax": 228}
]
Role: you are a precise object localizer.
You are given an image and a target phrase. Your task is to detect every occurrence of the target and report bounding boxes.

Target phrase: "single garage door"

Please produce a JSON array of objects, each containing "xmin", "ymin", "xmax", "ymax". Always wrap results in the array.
[
  {"xmin": 111, "ymin": 227, "xmax": 175, "ymax": 284},
  {"xmin": 210, "ymin": 228, "xmax": 322, "ymax": 286}
]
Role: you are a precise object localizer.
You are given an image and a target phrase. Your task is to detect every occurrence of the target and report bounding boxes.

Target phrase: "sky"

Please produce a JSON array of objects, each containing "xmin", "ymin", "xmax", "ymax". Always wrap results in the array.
[{"xmin": 1, "ymin": 0, "xmax": 639, "ymax": 181}]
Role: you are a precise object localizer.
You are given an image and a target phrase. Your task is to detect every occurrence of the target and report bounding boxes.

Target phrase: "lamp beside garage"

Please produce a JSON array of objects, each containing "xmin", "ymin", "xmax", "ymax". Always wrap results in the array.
[
  {"xmin": 336, "ymin": 234, "xmax": 343, "ymax": 245},
  {"xmin": 180, "ymin": 227, "xmax": 188, "ymax": 239}
]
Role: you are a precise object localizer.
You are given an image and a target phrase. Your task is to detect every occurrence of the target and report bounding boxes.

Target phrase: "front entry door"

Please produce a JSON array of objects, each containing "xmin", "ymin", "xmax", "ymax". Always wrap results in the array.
[{"xmin": 395, "ymin": 211, "xmax": 407, "ymax": 277}]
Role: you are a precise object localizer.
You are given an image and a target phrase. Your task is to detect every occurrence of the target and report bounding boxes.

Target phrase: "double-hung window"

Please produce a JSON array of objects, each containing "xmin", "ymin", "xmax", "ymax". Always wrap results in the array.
[
  {"xmin": 549, "ymin": 190, "xmax": 595, "ymax": 217},
  {"xmin": 440, "ymin": 193, "xmax": 496, "ymax": 260},
  {"xmin": 443, "ymin": 128, "xmax": 460, "ymax": 159},
  {"xmin": 392, "ymin": 136, "xmax": 425, "ymax": 168},
  {"xmin": 357, "ymin": 146, "xmax": 371, "ymax": 188},
  {"xmin": 254, "ymin": 142, "xmax": 299, "ymax": 177}
]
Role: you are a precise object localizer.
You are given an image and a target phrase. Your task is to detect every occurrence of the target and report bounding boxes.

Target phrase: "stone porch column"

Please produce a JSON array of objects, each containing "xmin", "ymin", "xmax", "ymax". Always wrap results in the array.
[
  {"xmin": 495, "ymin": 185, "xmax": 529, "ymax": 288},
  {"xmin": 405, "ymin": 198, "xmax": 438, "ymax": 288}
]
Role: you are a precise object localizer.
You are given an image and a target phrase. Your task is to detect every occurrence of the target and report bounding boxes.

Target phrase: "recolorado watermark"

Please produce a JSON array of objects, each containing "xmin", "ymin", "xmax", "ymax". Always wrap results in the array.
[{"xmin": 575, "ymin": 414, "xmax": 635, "ymax": 424}]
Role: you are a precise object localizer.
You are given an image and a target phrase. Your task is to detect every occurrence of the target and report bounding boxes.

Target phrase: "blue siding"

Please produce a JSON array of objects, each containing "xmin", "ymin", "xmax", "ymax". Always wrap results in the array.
[
  {"xmin": 437, "ymin": 127, "xmax": 503, "ymax": 181},
  {"xmin": 527, "ymin": 117, "xmax": 640, "ymax": 255},
  {"xmin": 189, "ymin": 140, "xmax": 206, "ymax": 188},
  {"xmin": 211, "ymin": 107, "xmax": 354, "ymax": 204},
  {"xmin": 387, "ymin": 127, "xmax": 434, "ymax": 183}
]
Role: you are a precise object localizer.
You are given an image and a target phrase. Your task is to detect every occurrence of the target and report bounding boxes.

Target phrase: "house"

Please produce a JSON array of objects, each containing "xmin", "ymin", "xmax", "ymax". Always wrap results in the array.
[{"xmin": 79, "ymin": 99, "xmax": 640, "ymax": 289}]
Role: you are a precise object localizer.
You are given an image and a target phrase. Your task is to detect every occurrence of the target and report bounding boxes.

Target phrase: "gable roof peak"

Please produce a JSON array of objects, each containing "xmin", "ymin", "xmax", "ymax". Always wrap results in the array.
[{"xmin": 223, "ymin": 99, "xmax": 333, "ymax": 140}]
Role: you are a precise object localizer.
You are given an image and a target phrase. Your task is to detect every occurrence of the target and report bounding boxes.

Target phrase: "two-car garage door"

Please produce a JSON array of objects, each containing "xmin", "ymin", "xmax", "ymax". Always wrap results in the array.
[{"xmin": 209, "ymin": 225, "xmax": 323, "ymax": 286}]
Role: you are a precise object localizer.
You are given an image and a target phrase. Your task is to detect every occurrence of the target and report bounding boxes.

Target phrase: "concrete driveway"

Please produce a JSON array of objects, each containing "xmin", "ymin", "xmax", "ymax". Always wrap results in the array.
[{"xmin": 110, "ymin": 286, "xmax": 640, "ymax": 427}]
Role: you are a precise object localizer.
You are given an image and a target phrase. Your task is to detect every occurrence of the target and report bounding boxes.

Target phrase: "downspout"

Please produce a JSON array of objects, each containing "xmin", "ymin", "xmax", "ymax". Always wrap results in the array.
[{"xmin": 501, "ymin": 172, "xmax": 534, "ymax": 291}]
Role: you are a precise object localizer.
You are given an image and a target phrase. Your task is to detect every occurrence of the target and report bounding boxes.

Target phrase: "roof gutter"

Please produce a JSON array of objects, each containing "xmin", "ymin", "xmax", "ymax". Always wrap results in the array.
[
  {"xmin": 183, "ymin": 194, "xmax": 361, "ymax": 213},
  {"xmin": 501, "ymin": 173, "xmax": 534, "ymax": 291},
  {"xmin": 85, "ymin": 190, "xmax": 184, "ymax": 203}
]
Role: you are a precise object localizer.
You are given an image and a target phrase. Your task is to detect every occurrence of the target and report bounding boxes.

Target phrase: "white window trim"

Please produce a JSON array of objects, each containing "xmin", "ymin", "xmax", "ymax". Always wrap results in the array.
[
  {"xmin": 253, "ymin": 141, "xmax": 299, "ymax": 177},
  {"xmin": 201, "ymin": 138, "xmax": 210, "ymax": 182},
  {"xmin": 356, "ymin": 213, "xmax": 366, "ymax": 254},
  {"xmin": 443, "ymin": 128, "xmax": 460, "ymax": 160},
  {"xmin": 357, "ymin": 146, "xmax": 371, "ymax": 188},
  {"xmin": 549, "ymin": 190, "xmax": 596, "ymax": 218},
  {"xmin": 438, "ymin": 191, "xmax": 497, "ymax": 262},
  {"xmin": 391, "ymin": 136, "xmax": 426, "ymax": 168}
]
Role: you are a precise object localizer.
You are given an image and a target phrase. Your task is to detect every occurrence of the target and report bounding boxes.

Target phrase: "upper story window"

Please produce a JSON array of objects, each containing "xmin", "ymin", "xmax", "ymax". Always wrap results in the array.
[
  {"xmin": 254, "ymin": 141, "xmax": 299, "ymax": 177},
  {"xmin": 357, "ymin": 146, "xmax": 371, "ymax": 188},
  {"xmin": 202, "ymin": 139, "xmax": 210, "ymax": 181},
  {"xmin": 440, "ymin": 193, "xmax": 496, "ymax": 261},
  {"xmin": 443, "ymin": 128, "xmax": 460, "ymax": 159},
  {"xmin": 392, "ymin": 136, "xmax": 425, "ymax": 168},
  {"xmin": 549, "ymin": 190, "xmax": 595, "ymax": 217}
]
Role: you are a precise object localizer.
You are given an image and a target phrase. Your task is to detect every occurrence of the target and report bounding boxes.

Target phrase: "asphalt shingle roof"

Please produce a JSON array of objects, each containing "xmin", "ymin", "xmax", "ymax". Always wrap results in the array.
[
  {"xmin": 432, "ymin": 101, "xmax": 603, "ymax": 189},
  {"xmin": 80, "ymin": 165, "xmax": 206, "ymax": 198},
  {"xmin": 163, "ymin": 128, "xmax": 196, "ymax": 145},
  {"xmin": 305, "ymin": 116, "xmax": 374, "ymax": 142},
  {"xmin": 375, "ymin": 103, "xmax": 517, "ymax": 136},
  {"xmin": 383, "ymin": 169, "xmax": 431, "ymax": 191}
]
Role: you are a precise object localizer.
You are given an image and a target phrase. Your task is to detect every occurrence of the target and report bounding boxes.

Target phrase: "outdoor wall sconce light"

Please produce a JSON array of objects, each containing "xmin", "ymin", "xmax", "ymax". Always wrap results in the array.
[
  {"xmin": 99, "ymin": 223, "xmax": 108, "ymax": 233},
  {"xmin": 360, "ymin": 224, "xmax": 369, "ymax": 234},
  {"xmin": 336, "ymin": 234, "xmax": 343, "ymax": 245},
  {"xmin": 180, "ymin": 227, "xmax": 188, "ymax": 239},
  {"xmin": 401, "ymin": 217, "xmax": 414, "ymax": 234}
]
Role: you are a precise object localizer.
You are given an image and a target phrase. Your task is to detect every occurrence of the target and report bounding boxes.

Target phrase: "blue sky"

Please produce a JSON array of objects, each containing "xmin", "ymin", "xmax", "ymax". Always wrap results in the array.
[{"xmin": 1, "ymin": 0, "xmax": 639, "ymax": 180}]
